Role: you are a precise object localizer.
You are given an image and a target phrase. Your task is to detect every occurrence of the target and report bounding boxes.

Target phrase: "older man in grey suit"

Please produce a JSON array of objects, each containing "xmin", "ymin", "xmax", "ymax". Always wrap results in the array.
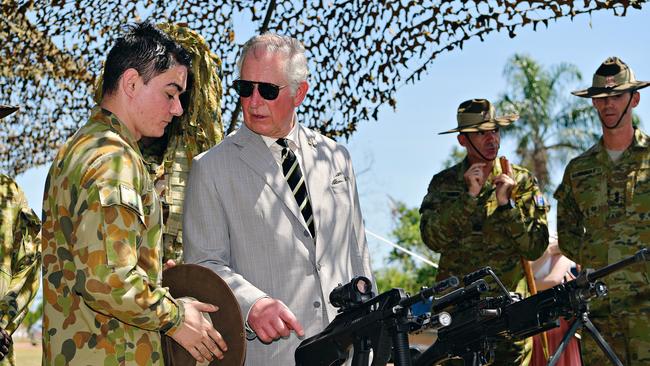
[{"xmin": 183, "ymin": 33, "xmax": 374, "ymax": 365}]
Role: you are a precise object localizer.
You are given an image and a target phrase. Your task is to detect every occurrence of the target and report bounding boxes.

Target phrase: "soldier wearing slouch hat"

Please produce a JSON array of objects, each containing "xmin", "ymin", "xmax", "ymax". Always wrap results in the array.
[
  {"xmin": 555, "ymin": 57, "xmax": 650, "ymax": 366},
  {"xmin": 420, "ymin": 98, "xmax": 549, "ymax": 365}
]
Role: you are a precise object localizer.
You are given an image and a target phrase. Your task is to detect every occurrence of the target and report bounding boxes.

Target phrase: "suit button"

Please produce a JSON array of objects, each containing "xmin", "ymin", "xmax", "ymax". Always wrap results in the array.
[
  {"xmin": 316, "ymin": 263, "xmax": 322, "ymax": 271},
  {"xmin": 313, "ymin": 301, "xmax": 321, "ymax": 308}
]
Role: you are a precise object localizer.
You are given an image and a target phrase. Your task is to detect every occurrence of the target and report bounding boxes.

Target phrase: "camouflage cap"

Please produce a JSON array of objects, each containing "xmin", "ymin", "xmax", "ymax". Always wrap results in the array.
[
  {"xmin": 439, "ymin": 98, "xmax": 518, "ymax": 135},
  {"xmin": 0, "ymin": 105, "xmax": 18, "ymax": 119},
  {"xmin": 572, "ymin": 57, "xmax": 650, "ymax": 98}
]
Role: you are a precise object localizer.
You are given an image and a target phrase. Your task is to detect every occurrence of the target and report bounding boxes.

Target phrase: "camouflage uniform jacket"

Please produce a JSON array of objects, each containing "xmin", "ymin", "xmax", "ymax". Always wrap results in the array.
[
  {"xmin": 554, "ymin": 128, "xmax": 650, "ymax": 316},
  {"xmin": 420, "ymin": 158, "xmax": 549, "ymax": 290},
  {"xmin": 41, "ymin": 107, "xmax": 183, "ymax": 366},
  {"xmin": 0, "ymin": 174, "xmax": 41, "ymax": 365}
]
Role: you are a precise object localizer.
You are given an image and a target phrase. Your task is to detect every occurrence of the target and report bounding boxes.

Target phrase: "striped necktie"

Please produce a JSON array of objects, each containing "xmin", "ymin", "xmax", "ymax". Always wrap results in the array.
[{"xmin": 276, "ymin": 138, "xmax": 315, "ymax": 238}]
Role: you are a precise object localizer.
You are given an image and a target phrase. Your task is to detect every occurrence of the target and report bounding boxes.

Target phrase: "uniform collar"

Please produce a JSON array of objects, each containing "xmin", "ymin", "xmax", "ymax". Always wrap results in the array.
[
  {"xmin": 594, "ymin": 127, "xmax": 648, "ymax": 152},
  {"xmin": 92, "ymin": 106, "xmax": 142, "ymax": 156},
  {"xmin": 631, "ymin": 128, "xmax": 650, "ymax": 149}
]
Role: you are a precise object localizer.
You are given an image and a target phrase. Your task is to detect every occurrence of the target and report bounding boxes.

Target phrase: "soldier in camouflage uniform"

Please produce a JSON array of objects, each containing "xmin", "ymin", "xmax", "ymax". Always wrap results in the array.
[
  {"xmin": 420, "ymin": 99, "xmax": 549, "ymax": 365},
  {"xmin": 0, "ymin": 105, "xmax": 41, "ymax": 365},
  {"xmin": 41, "ymin": 23, "xmax": 227, "ymax": 366},
  {"xmin": 94, "ymin": 24, "xmax": 225, "ymax": 266},
  {"xmin": 555, "ymin": 57, "xmax": 650, "ymax": 366}
]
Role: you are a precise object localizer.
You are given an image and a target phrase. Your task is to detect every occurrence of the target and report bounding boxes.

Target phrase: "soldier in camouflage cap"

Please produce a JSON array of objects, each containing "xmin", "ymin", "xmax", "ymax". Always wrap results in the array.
[
  {"xmin": 0, "ymin": 105, "xmax": 41, "ymax": 365},
  {"xmin": 420, "ymin": 99, "xmax": 549, "ymax": 365},
  {"xmin": 41, "ymin": 23, "xmax": 227, "ymax": 365},
  {"xmin": 555, "ymin": 57, "xmax": 650, "ymax": 365}
]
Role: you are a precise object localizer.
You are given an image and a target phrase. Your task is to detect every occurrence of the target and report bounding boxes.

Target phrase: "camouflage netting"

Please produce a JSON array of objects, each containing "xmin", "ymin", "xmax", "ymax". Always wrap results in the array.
[{"xmin": 0, "ymin": 0, "xmax": 646, "ymax": 176}]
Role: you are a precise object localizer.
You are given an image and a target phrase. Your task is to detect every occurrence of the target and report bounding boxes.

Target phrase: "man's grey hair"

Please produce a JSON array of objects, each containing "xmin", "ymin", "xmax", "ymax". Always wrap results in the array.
[{"xmin": 236, "ymin": 32, "xmax": 309, "ymax": 94}]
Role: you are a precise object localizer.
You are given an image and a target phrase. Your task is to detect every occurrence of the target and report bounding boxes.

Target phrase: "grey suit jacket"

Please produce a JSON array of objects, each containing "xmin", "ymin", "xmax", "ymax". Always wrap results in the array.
[{"xmin": 183, "ymin": 122, "xmax": 374, "ymax": 365}]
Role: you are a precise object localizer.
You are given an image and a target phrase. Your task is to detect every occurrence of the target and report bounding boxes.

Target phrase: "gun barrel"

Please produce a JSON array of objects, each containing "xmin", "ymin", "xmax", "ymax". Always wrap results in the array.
[
  {"xmin": 431, "ymin": 279, "xmax": 489, "ymax": 313},
  {"xmin": 462, "ymin": 267, "xmax": 492, "ymax": 286},
  {"xmin": 401, "ymin": 276, "xmax": 460, "ymax": 308},
  {"xmin": 588, "ymin": 248, "xmax": 649, "ymax": 282}
]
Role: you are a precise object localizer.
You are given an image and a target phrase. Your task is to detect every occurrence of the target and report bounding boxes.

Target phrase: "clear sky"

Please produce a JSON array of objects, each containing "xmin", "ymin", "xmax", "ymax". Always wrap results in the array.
[{"xmin": 14, "ymin": 7, "xmax": 650, "ymax": 271}]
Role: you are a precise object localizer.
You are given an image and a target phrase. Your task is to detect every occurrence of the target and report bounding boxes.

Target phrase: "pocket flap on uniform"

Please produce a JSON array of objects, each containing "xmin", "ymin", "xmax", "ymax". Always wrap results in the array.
[
  {"xmin": 98, "ymin": 183, "xmax": 145, "ymax": 222},
  {"xmin": 570, "ymin": 167, "xmax": 602, "ymax": 180}
]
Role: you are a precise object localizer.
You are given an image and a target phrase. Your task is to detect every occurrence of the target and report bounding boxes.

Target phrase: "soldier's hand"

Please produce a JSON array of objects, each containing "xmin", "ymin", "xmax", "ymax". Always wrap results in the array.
[
  {"xmin": 0, "ymin": 327, "xmax": 12, "ymax": 361},
  {"xmin": 493, "ymin": 157, "xmax": 516, "ymax": 205},
  {"xmin": 546, "ymin": 241, "xmax": 562, "ymax": 256},
  {"xmin": 171, "ymin": 300, "xmax": 228, "ymax": 363},
  {"xmin": 163, "ymin": 259, "xmax": 177, "ymax": 270},
  {"xmin": 464, "ymin": 163, "xmax": 487, "ymax": 197},
  {"xmin": 493, "ymin": 175, "xmax": 516, "ymax": 205},
  {"xmin": 248, "ymin": 297, "xmax": 305, "ymax": 343}
]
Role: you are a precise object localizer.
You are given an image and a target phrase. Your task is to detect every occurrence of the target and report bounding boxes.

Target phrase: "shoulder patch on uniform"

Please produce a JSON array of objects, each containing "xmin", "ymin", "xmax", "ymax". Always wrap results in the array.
[
  {"xmin": 533, "ymin": 194, "xmax": 546, "ymax": 208},
  {"xmin": 119, "ymin": 184, "xmax": 143, "ymax": 215},
  {"xmin": 570, "ymin": 167, "xmax": 602, "ymax": 179}
]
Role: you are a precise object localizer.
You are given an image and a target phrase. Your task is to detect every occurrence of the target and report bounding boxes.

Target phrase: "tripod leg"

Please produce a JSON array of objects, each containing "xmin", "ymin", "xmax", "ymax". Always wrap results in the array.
[
  {"xmin": 547, "ymin": 318, "xmax": 582, "ymax": 366},
  {"xmin": 582, "ymin": 315, "xmax": 624, "ymax": 366}
]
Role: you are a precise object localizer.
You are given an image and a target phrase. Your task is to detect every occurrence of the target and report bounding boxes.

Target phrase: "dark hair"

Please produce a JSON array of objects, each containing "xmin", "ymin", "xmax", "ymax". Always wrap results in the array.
[{"xmin": 101, "ymin": 22, "xmax": 192, "ymax": 96}]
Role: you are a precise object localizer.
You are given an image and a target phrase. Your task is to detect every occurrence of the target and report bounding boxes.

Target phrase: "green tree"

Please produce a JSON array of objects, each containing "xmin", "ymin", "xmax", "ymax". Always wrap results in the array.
[
  {"xmin": 374, "ymin": 199, "xmax": 438, "ymax": 294},
  {"xmin": 496, "ymin": 54, "xmax": 601, "ymax": 193}
]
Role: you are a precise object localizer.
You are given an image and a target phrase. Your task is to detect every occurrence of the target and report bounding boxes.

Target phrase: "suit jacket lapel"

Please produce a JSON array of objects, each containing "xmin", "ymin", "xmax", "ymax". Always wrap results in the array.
[{"xmin": 234, "ymin": 124, "xmax": 309, "ymax": 232}]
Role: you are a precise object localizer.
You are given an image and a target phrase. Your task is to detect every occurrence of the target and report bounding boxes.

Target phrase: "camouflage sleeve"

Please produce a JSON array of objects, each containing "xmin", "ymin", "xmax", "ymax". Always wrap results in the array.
[
  {"xmin": 0, "ymin": 181, "xmax": 41, "ymax": 334},
  {"xmin": 554, "ymin": 172, "xmax": 584, "ymax": 262},
  {"xmin": 71, "ymin": 154, "xmax": 181, "ymax": 334},
  {"xmin": 419, "ymin": 180, "xmax": 478, "ymax": 252},
  {"xmin": 486, "ymin": 171, "xmax": 549, "ymax": 260}
]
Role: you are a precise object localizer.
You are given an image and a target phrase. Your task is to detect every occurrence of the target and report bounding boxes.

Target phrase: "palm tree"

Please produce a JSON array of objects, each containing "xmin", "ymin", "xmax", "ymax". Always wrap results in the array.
[{"xmin": 496, "ymin": 54, "xmax": 601, "ymax": 193}]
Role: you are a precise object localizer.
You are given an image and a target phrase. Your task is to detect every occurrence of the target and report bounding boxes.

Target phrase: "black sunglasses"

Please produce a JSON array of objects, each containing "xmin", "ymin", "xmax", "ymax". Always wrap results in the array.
[{"xmin": 233, "ymin": 79, "xmax": 287, "ymax": 101}]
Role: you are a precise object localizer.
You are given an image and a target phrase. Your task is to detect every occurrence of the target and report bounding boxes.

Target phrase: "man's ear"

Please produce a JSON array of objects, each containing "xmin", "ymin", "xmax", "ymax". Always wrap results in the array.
[
  {"xmin": 293, "ymin": 80, "xmax": 309, "ymax": 107},
  {"xmin": 457, "ymin": 133, "xmax": 467, "ymax": 147},
  {"xmin": 631, "ymin": 91, "xmax": 640, "ymax": 108},
  {"xmin": 120, "ymin": 68, "xmax": 141, "ymax": 98}
]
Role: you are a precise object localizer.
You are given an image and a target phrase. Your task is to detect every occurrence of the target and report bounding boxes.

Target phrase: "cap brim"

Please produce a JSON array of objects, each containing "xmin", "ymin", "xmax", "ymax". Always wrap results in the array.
[
  {"xmin": 0, "ymin": 105, "xmax": 18, "ymax": 119},
  {"xmin": 438, "ymin": 114, "xmax": 518, "ymax": 135},
  {"xmin": 162, "ymin": 264, "xmax": 246, "ymax": 366},
  {"xmin": 572, "ymin": 81, "xmax": 650, "ymax": 98}
]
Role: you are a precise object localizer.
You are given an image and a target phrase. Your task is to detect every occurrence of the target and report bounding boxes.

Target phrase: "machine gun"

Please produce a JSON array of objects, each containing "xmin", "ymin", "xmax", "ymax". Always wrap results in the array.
[
  {"xmin": 412, "ymin": 248, "xmax": 650, "ymax": 366},
  {"xmin": 295, "ymin": 276, "xmax": 460, "ymax": 366}
]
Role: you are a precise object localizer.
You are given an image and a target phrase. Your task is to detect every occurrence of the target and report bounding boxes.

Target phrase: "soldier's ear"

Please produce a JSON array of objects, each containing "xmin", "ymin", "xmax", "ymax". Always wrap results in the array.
[
  {"xmin": 631, "ymin": 91, "xmax": 640, "ymax": 108},
  {"xmin": 121, "ymin": 68, "xmax": 141, "ymax": 98},
  {"xmin": 457, "ymin": 133, "xmax": 467, "ymax": 147}
]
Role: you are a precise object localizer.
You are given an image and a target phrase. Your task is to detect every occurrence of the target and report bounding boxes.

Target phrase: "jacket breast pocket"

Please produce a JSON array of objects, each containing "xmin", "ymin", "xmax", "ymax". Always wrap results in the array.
[
  {"xmin": 330, "ymin": 172, "xmax": 351, "ymax": 195},
  {"xmin": 570, "ymin": 169, "xmax": 607, "ymax": 223}
]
